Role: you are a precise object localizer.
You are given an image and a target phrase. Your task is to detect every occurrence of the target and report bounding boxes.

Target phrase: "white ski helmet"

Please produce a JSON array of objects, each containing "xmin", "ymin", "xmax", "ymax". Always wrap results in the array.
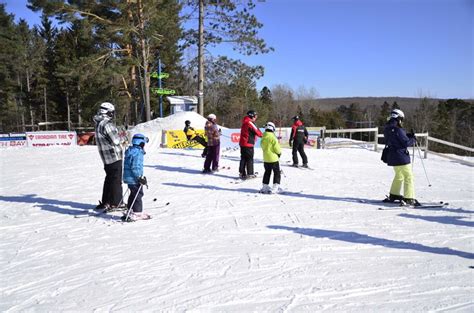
[
  {"xmin": 265, "ymin": 122, "xmax": 276, "ymax": 132},
  {"xmin": 207, "ymin": 113, "xmax": 216, "ymax": 120},
  {"xmin": 390, "ymin": 109, "xmax": 405, "ymax": 121},
  {"xmin": 99, "ymin": 102, "xmax": 115, "ymax": 116}
]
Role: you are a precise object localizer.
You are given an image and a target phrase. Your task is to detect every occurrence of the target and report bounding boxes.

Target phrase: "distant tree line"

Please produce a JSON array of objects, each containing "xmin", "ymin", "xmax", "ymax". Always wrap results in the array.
[{"xmin": 0, "ymin": 2, "xmax": 471, "ymax": 155}]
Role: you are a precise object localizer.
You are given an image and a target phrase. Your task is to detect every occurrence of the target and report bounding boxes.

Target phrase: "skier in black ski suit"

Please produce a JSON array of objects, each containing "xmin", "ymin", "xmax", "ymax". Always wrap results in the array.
[
  {"xmin": 183, "ymin": 120, "xmax": 207, "ymax": 157},
  {"xmin": 289, "ymin": 116, "xmax": 309, "ymax": 167}
]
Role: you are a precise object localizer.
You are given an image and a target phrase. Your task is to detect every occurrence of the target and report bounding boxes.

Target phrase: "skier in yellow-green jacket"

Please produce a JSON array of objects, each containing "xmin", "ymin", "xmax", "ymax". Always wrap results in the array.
[{"xmin": 260, "ymin": 122, "xmax": 283, "ymax": 194}]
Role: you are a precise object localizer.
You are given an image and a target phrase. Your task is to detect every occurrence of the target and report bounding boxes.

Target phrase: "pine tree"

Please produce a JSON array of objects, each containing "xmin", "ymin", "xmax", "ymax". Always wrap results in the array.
[
  {"xmin": 0, "ymin": 4, "xmax": 19, "ymax": 132},
  {"xmin": 181, "ymin": 0, "xmax": 273, "ymax": 114},
  {"xmin": 28, "ymin": 0, "xmax": 184, "ymax": 123},
  {"xmin": 432, "ymin": 99, "xmax": 473, "ymax": 154},
  {"xmin": 378, "ymin": 101, "xmax": 390, "ymax": 127},
  {"xmin": 259, "ymin": 86, "xmax": 273, "ymax": 123}
]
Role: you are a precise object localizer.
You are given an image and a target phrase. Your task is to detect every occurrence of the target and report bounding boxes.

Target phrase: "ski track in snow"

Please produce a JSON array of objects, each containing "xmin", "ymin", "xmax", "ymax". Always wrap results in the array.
[{"xmin": 0, "ymin": 145, "xmax": 473, "ymax": 311}]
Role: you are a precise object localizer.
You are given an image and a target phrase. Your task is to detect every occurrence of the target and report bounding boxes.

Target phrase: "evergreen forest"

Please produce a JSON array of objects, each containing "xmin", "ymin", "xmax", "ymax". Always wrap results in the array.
[{"xmin": 0, "ymin": 1, "xmax": 472, "ymax": 155}]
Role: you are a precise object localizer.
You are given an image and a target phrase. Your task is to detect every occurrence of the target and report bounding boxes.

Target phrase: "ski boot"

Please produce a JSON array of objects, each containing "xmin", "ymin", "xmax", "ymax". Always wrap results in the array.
[
  {"xmin": 94, "ymin": 201, "xmax": 110, "ymax": 212},
  {"xmin": 259, "ymin": 184, "xmax": 272, "ymax": 194},
  {"xmin": 121, "ymin": 212, "xmax": 151, "ymax": 222},
  {"xmin": 272, "ymin": 183, "xmax": 284, "ymax": 194},
  {"xmin": 383, "ymin": 194, "xmax": 404, "ymax": 203},
  {"xmin": 403, "ymin": 198, "xmax": 421, "ymax": 207}
]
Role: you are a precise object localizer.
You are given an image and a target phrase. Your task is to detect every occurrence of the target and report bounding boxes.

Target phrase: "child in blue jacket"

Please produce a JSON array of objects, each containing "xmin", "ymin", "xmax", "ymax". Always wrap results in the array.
[{"xmin": 123, "ymin": 133, "xmax": 151, "ymax": 220}]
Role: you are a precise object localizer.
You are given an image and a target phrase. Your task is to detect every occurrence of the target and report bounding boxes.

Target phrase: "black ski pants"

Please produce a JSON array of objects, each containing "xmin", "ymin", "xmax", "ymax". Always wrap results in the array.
[
  {"xmin": 263, "ymin": 162, "xmax": 281, "ymax": 185},
  {"xmin": 102, "ymin": 160, "xmax": 123, "ymax": 206},
  {"xmin": 193, "ymin": 135, "xmax": 208, "ymax": 156},
  {"xmin": 292, "ymin": 142, "xmax": 308, "ymax": 165},
  {"xmin": 203, "ymin": 144, "xmax": 220, "ymax": 171},
  {"xmin": 239, "ymin": 146, "xmax": 255, "ymax": 176},
  {"xmin": 127, "ymin": 184, "xmax": 144, "ymax": 213}
]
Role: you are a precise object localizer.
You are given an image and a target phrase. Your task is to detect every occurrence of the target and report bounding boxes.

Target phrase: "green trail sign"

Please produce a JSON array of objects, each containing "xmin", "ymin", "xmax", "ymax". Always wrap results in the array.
[
  {"xmin": 151, "ymin": 72, "xmax": 169, "ymax": 79},
  {"xmin": 151, "ymin": 88, "xmax": 176, "ymax": 95}
]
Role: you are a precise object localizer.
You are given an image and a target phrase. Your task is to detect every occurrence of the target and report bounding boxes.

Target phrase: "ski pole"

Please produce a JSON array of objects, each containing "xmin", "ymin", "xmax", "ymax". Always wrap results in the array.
[
  {"xmin": 410, "ymin": 129, "xmax": 415, "ymax": 169},
  {"xmin": 117, "ymin": 187, "xmax": 130, "ymax": 208},
  {"xmin": 123, "ymin": 184, "xmax": 144, "ymax": 221},
  {"xmin": 415, "ymin": 140, "xmax": 432, "ymax": 187}
]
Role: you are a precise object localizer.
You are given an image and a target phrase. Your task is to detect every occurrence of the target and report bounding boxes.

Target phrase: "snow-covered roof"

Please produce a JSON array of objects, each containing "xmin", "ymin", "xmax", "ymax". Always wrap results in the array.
[{"xmin": 166, "ymin": 96, "xmax": 198, "ymax": 105}]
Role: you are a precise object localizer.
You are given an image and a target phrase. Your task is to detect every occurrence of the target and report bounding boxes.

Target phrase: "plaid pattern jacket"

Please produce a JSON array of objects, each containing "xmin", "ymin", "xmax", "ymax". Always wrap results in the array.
[
  {"xmin": 94, "ymin": 114, "xmax": 123, "ymax": 165},
  {"xmin": 205, "ymin": 120, "xmax": 220, "ymax": 146}
]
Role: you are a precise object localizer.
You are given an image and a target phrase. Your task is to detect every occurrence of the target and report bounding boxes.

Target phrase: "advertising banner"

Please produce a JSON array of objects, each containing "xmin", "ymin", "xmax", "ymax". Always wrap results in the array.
[
  {"xmin": 220, "ymin": 128, "xmax": 264, "ymax": 150},
  {"xmin": 26, "ymin": 131, "xmax": 77, "ymax": 147},
  {"xmin": 0, "ymin": 134, "xmax": 27, "ymax": 148},
  {"xmin": 163, "ymin": 127, "xmax": 326, "ymax": 150},
  {"xmin": 165, "ymin": 130, "xmax": 206, "ymax": 149}
]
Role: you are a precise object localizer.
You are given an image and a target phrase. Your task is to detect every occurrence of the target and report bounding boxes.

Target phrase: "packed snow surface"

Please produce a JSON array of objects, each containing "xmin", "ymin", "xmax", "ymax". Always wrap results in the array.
[{"xmin": 1, "ymin": 143, "xmax": 473, "ymax": 311}]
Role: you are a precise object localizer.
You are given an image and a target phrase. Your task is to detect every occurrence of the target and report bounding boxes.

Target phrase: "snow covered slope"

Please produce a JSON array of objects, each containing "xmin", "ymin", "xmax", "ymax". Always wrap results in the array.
[{"xmin": 0, "ymin": 145, "xmax": 473, "ymax": 311}]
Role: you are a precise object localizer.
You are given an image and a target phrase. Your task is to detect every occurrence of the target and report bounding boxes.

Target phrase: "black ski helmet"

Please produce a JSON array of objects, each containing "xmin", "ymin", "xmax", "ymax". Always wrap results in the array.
[
  {"xmin": 247, "ymin": 110, "xmax": 257, "ymax": 118},
  {"xmin": 292, "ymin": 115, "xmax": 300, "ymax": 121},
  {"xmin": 185, "ymin": 120, "xmax": 191, "ymax": 126}
]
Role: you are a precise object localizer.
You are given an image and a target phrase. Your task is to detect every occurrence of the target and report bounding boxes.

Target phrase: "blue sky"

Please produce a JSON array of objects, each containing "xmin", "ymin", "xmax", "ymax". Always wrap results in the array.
[{"xmin": 4, "ymin": 0, "xmax": 473, "ymax": 99}]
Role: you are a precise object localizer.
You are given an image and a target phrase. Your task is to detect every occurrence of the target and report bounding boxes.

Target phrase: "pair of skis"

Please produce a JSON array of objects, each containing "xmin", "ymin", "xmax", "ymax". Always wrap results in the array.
[
  {"xmin": 74, "ymin": 201, "xmax": 170, "ymax": 221},
  {"xmin": 377, "ymin": 201, "xmax": 449, "ymax": 210}
]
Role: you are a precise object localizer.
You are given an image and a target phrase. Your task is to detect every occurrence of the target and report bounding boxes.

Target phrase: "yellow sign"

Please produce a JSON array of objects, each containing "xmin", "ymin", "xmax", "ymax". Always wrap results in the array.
[{"xmin": 165, "ymin": 130, "xmax": 206, "ymax": 149}]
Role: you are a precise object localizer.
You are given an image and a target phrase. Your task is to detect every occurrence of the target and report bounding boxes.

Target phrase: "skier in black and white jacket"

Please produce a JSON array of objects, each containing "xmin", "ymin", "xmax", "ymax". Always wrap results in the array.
[{"xmin": 93, "ymin": 102, "xmax": 126, "ymax": 210}]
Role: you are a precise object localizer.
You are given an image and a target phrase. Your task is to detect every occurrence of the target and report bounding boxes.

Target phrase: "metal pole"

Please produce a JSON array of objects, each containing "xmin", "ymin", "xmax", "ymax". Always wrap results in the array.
[
  {"xmin": 66, "ymin": 91, "xmax": 71, "ymax": 131},
  {"xmin": 158, "ymin": 58, "xmax": 163, "ymax": 118},
  {"xmin": 198, "ymin": 0, "xmax": 204, "ymax": 115},
  {"xmin": 415, "ymin": 140, "xmax": 432, "ymax": 187},
  {"xmin": 43, "ymin": 86, "xmax": 48, "ymax": 130},
  {"xmin": 124, "ymin": 184, "xmax": 144, "ymax": 221}
]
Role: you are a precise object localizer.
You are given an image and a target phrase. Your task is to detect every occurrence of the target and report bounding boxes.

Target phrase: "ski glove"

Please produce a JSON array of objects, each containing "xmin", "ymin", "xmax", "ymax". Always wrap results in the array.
[
  {"xmin": 407, "ymin": 132, "xmax": 416, "ymax": 141},
  {"xmin": 138, "ymin": 176, "xmax": 148, "ymax": 186}
]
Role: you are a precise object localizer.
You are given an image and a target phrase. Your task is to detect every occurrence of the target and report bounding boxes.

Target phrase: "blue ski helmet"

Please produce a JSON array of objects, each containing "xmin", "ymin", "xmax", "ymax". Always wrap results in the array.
[{"xmin": 132, "ymin": 133, "xmax": 149, "ymax": 146}]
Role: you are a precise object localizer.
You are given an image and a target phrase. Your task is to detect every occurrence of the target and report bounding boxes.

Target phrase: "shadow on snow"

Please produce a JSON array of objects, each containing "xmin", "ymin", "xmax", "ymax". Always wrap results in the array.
[
  {"xmin": 267, "ymin": 225, "xmax": 474, "ymax": 260},
  {"xmin": 146, "ymin": 164, "xmax": 237, "ymax": 180},
  {"xmin": 399, "ymin": 213, "xmax": 474, "ymax": 227},
  {"xmin": 163, "ymin": 182, "xmax": 255, "ymax": 193},
  {"xmin": 0, "ymin": 194, "xmax": 94, "ymax": 216}
]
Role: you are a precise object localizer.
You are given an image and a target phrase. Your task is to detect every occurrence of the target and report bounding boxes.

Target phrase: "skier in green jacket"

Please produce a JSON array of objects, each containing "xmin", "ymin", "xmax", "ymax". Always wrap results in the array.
[{"xmin": 260, "ymin": 122, "xmax": 283, "ymax": 194}]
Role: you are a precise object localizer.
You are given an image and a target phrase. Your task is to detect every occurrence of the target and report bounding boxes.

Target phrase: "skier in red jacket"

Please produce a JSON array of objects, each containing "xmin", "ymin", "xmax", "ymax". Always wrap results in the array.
[{"xmin": 239, "ymin": 110, "xmax": 263, "ymax": 179}]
